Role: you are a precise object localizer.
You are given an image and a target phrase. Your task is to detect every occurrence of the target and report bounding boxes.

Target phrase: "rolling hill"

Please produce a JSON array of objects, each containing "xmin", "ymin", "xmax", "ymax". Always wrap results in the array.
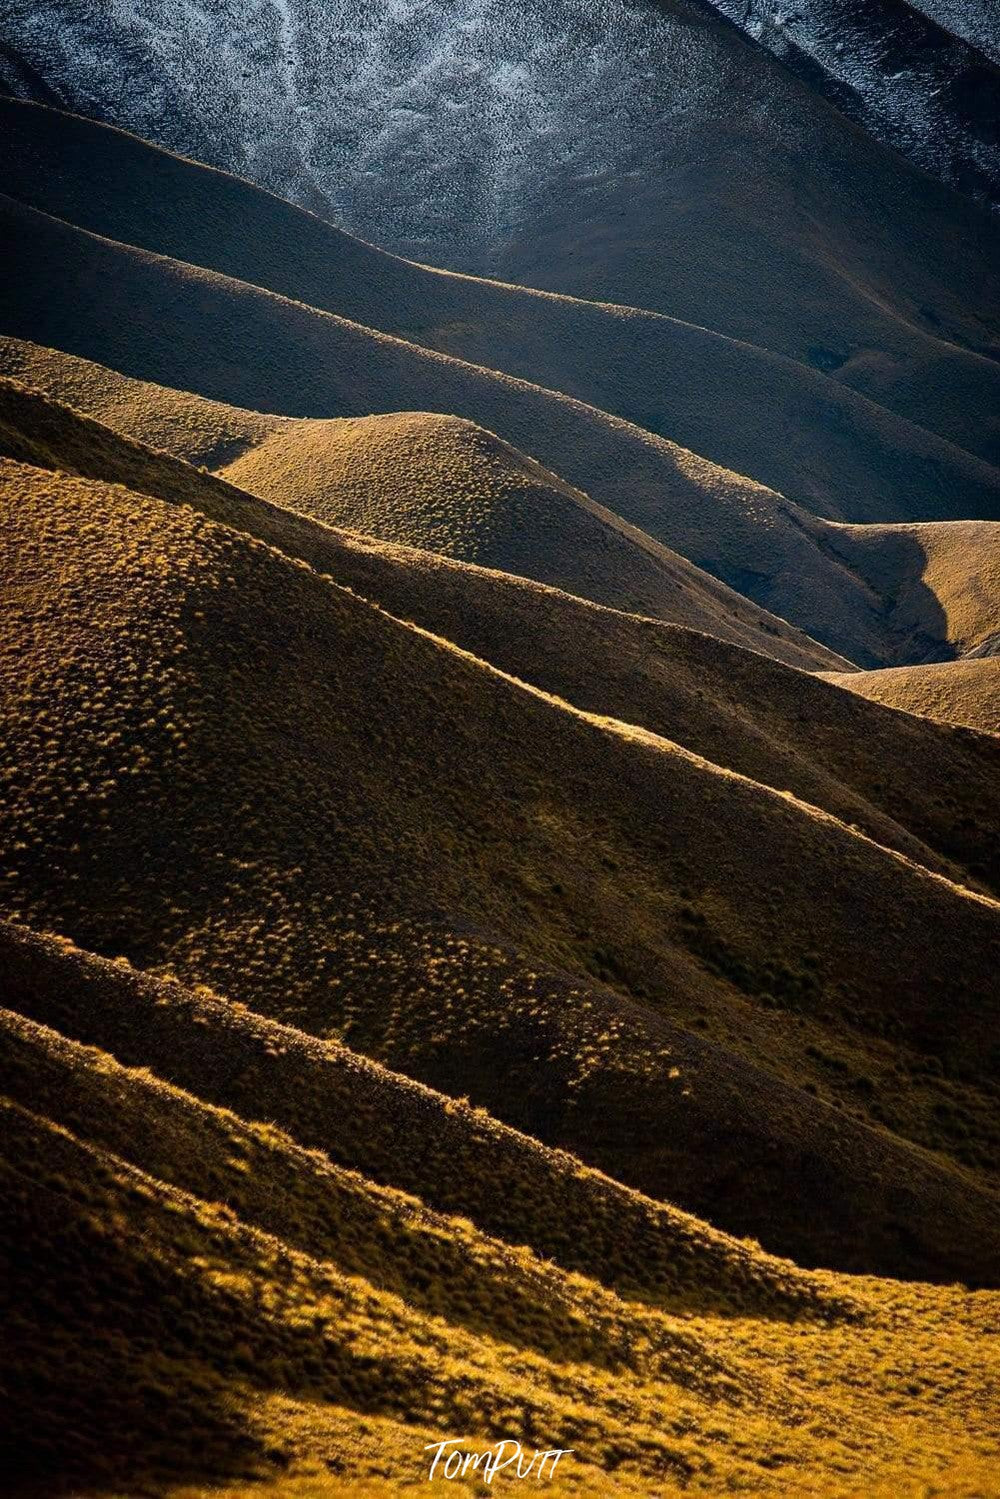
[
  {"xmin": 2, "ymin": 97, "xmax": 1000, "ymax": 527},
  {"xmin": 0, "ymin": 373, "xmax": 840, "ymax": 671},
  {"xmin": 2, "ymin": 39, "xmax": 1000, "ymax": 1496},
  {"xmin": 221, "ymin": 408, "xmax": 803, "ymax": 634},
  {"xmin": 3, "ymin": 203, "xmax": 925, "ymax": 666},
  {"xmin": 8, "ymin": 337, "xmax": 997, "ymax": 675},
  {"xmin": 4, "ymin": 921, "xmax": 998, "ymax": 1497},
  {"xmin": 815, "ymin": 517, "xmax": 1000, "ymax": 662},
  {"xmin": 2, "ymin": 449, "xmax": 999, "ymax": 1295},
  {"xmin": 4, "ymin": 373, "xmax": 1000, "ymax": 905},
  {"xmin": 221, "ymin": 414, "xmax": 1000, "ymax": 668},
  {"xmin": 829, "ymin": 658, "xmax": 1000, "ymax": 734}
]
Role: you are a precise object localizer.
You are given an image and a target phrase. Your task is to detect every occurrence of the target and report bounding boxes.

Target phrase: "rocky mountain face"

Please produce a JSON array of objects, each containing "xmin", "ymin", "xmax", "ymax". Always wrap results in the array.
[{"xmin": 1, "ymin": 0, "xmax": 996, "ymax": 275}]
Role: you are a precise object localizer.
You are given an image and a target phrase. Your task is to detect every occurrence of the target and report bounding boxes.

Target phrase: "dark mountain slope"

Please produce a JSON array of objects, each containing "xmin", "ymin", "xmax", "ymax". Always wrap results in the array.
[
  {"xmin": 492, "ymin": 13, "xmax": 1000, "ymax": 464},
  {"xmin": 3, "ymin": 98, "xmax": 999, "ymax": 522},
  {"xmin": 695, "ymin": 0, "xmax": 1000, "ymax": 210}
]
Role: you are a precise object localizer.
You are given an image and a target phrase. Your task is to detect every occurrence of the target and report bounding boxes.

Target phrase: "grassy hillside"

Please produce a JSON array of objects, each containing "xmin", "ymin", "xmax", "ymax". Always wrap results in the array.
[
  {"xmin": 10, "ymin": 338, "xmax": 997, "ymax": 678},
  {"xmin": 221, "ymin": 409, "xmax": 1000, "ymax": 668},
  {"xmin": 223, "ymin": 408, "xmax": 798, "ymax": 633},
  {"xmin": 817, "ymin": 518, "xmax": 1000, "ymax": 661},
  {"xmin": 4, "ymin": 44, "xmax": 1000, "ymax": 1499},
  {"xmin": 0, "ymin": 240, "xmax": 885, "ymax": 663},
  {"xmin": 829, "ymin": 658, "xmax": 1000, "ymax": 734},
  {"xmin": 4, "ymin": 98, "xmax": 1000, "ymax": 527},
  {"xmin": 0, "ymin": 335, "xmax": 277, "ymax": 467},
  {"xmin": 5, "ymin": 373, "xmax": 1000, "ymax": 905},
  {"xmin": 0, "ymin": 373, "xmax": 840, "ymax": 670},
  {"xmin": 3, "ymin": 924, "xmax": 998, "ymax": 1497},
  {"xmin": 2, "ymin": 453, "xmax": 999, "ymax": 1287},
  {"xmin": 0, "ymin": 295, "xmax": 946, "ymax": 670}
]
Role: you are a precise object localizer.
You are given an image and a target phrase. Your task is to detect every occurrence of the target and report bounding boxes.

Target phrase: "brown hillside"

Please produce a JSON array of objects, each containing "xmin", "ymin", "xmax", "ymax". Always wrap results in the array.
[
  {"xmin": 3, "ymin": 97, "xmax": 1000, "ymax": 523},
  {"xmin": 4, "ymin": 44, "xmax": 1000, "ymax": 1499},
  {"xmin": 0, "ymin": 372, "xmax": 841, "ymax": 671},
  {"xmin": 224, "ymin": 408, "xmax": 800, "ymax": 632},
  {"xmin": 0, "ymin": 258, "xmax": 933, "ymax": 670},
  {"xmin": 10, "ymin": 339, "xmax": 996, "ymax": 673},
  {"xmin": 3, "ymin": 926, "xmax": 998, "ymax": 1497},
  {"xmin": 2, "ymin": 455, "xmax": 999, "ymax": 1285},
  {"xmin": 4, "ymin": 373, "xmax": 1000, "ymax": 902},
  {"xmin": 0, "ymin": 193, "xmax": 877, "ymax": 675},
  {"xmin": 828, "ymin": 658, "xmax": 1000, "ymax": 734},
  {"xmin": 0, "ymin": 336, "xmax": 276, "ymax": 467},
  {"xmin": 221, "ymin": 407, "xmax": 994, "ymax": 669},
  {"xmin": 814, "ymin": 518, "xmax": 1000, "ymax": 662}
]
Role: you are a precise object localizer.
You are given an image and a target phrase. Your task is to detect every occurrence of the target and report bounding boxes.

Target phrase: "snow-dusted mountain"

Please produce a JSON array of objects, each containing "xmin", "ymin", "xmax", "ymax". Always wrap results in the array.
[
  {"xmin": 695, "ymin": 0, "xmax": 999, "ymax": 203},
  {"xmin": 0, "ymin": 0, "xmax": 725, "ymax": 260},
  {"xmin": 0, "ymin": 0, "xmax": 996, "ymax": 269},
  {"xmin": 909, "ymin": 0, "xmax": 1000, "ymax": 64}
]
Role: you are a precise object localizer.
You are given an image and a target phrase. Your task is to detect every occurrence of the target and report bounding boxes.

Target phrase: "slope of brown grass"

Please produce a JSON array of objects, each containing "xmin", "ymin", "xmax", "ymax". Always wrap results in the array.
[
  {"xmin": 222, "ymin": 405, "xmax": 996, "ymax": 669},
  {"xmin": 2, "ymin": 455, "xmax": 999, "ymax": 1287},
  {"xmin": 814, "ymin": 517, "xmax": 1000, "ymax": 661},
  {"xmin": 222, "ymin": 407, "xmax": 858, "ymax": 644},
  {"xmin": 4, "ymin": 372, "xmax": 1000, "ymax": 901},
  {"xmin": 2, "ymin": 928, "xmax": 999, "ymax": 1498},
  {"xmin": 828, "ymin": 658, "xmax": 1000, "ymax": 734},
  {"xmin": 5, "ymin": 170, "xmax": 998, "ymax": 667},
  {"xmin": 0, "ymin": 361, "xmax": 844, "ymax": 670},
  {"xmin": 0, "ymin": 335, "xmax": 277, "ymax": 467},
  {"xmin": 7, "ymin": 310, "xmax": 994, "ymax": 673},
  {"xmin": 3, "ymin": 97, "xmax": 1000, "ymax": 526}
]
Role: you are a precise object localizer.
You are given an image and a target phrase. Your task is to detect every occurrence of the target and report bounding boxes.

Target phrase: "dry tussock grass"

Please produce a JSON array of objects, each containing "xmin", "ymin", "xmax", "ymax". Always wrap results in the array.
[
  {"xmin": 830, "ymin": 658, "xmax": 1000, "ymax": 734},
  {"xmin": 3, "ymin": 373, "xmax": 999, "ymax": 900},
  {"xmin": 1, "ymin": 457, "xmax": 998, "ymax": 1288},
  {"xmin": 2, "ymin": 936, "xmax": 998, "ymax": 1498}
]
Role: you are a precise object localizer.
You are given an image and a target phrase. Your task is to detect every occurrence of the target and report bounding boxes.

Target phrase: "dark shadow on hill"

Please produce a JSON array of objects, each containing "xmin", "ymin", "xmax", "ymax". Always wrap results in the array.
[
  {"xmin": 789, "ymin": 512, "xmax": 958, "ymax": 668},
  {"xmin": 2, "ymin": 1148, "xmax": 264, "ymax": 1497}
]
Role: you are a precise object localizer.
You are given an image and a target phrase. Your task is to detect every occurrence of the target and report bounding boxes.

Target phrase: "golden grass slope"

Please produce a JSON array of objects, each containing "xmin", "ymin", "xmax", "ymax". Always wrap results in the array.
[
  {"xmin": 3, "ymin": 925, "xmax": 998, "ymax": 1497},
  {"xmin": 9, "ymin": 338, "xmax": 999, "ymax": 678},
  {"xmin": 0, "ymin": 357, "xmax": 845, "ymax": 671},
  {"xmin": 0, "ymin": 335, "xmax": 276, "ymax": 467},
  {"xmin": 0, "ymin": 195, "xmax": 899, "ymax": 667},
  {"xmin": 223, "ymin": 407, "xmax": 1000, "ymax": 669},
  {"xmin": 4, "ymin": 97, "xmax": 1000, "ymax": 526},
  {"xmin": 223, "ymin": 407, "xmax": 848, "ymax": 643},
  {"xmin": 815, "ymin": 517, "xmax": 1000, "ymax": 661},
  {"xmin": 3, "ymin": 372, "xmax": 1000, "ymax": 904},
  {"xmin": 829, "ymin": 658, "xmax": 1000, "ymax": 735},
  {"xmin": 2, "ymin": 454, "xmax": 999, "ymax": 1285}
]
